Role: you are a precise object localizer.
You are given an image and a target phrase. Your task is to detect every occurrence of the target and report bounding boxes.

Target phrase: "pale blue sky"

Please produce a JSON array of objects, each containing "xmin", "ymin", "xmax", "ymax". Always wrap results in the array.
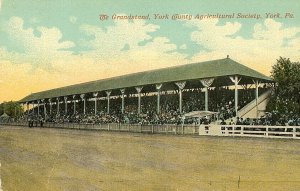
[{"xmin": 1, "ymin": 0, "xmax": 299, "ymax": 58}]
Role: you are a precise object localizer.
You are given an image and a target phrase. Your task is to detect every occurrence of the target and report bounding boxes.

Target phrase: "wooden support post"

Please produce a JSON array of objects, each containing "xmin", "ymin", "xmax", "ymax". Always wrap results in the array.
[
  {"xmin": 42, "ymin": 99, "xmax": 46, "ymax": 120},
  {"xmin": 175, "ymin": 81, "xmax": 186, "ymax": 114},
  {"xmin": 204, "ymin": 87, "xmax": 208, "ymax": 111},
  {"xmin": 230, "ymin": 76, "xmax": 241, "ymax": 117},
  {"xmin": 49, "ymin": 99, "xmax": 52, "ymax": 115},
  {"xmin": 26, "ymin": 102, "xmax": 29, "ymax": 116},
  {"xmin": 200, "ymin": 78, "xmax": 214, "ymax": 111},
  {"xmin": 93, "ymin": 92, "xmax": 98, "ymax": 115},
  {"xmin": 72, "ymin": 95, "xmax": 76, "ymax": 115},
  {"xmin": 106, "ymin": 91, "xmax": 112, "ymax": 114},
  {"xmin": 293, "ymin": 127, "xmax": 296, "ymax": 138},
  {"xmin": 253, "ymin": 79, "xmax": 260, "ymax": 118},
  {"xmin": 135, "ymin": 87, "xmax": 143, "ymax": 114},
  {"xmin": 80, "ymin": 94, "xmax": 86, "ymax": 115},
  {"xmin": 56, "ymin": 98, "xmax": 60, "ymax": 115},
  {"xmin": 64, "ymin": 96, "xmax": 68, "ymax": 114},
  {"xmin": 37, "ymin": 100, "xmax": 40, "ymax": 116},
  {"xmin": 156, "ymin": 84, "xmax": 163, "ymax": 114},
  {"xmin": 120, "ymin": 89, "xmax": 125, "ymax": 114}
]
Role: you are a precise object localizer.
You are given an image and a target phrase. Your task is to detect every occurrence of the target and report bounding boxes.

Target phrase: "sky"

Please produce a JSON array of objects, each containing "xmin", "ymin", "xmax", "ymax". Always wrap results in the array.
[{"xmin": 0, "ymin": 0, "xmax": 300, "ymax": 102}]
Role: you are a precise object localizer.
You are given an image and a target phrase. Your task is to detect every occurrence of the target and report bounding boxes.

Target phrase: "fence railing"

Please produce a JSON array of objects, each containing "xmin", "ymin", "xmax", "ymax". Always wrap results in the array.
[
  {"xmin": 0, "ymin": 122, "xmax": 198, "ymax": 135},
  {"xmin": 1, "ymin": 122, "xmax": 299, "ymax": 139},
  {"xmin": 199, "ymin": 125, "xmax": 300, "ymax": 139}
]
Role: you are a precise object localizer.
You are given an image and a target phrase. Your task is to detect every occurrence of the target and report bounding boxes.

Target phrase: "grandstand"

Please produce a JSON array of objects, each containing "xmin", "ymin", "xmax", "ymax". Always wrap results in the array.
[
  {"xmin": 18, "ymin": 57, "xmax": 274, "ymax": 124},
  {"xmin": 1, "ymin": 56, "xmax": 298, "ymax": 139}
]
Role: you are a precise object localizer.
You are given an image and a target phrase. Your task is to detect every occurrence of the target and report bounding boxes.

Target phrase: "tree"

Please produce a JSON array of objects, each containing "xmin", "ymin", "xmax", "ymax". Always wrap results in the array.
[
  {"xmin": 267, "ymin": 57, "xmax": 300, "ymax": 114},
  {"xmin": 0, "ymin": 101, "xmax": 24, "ymax": 118}
]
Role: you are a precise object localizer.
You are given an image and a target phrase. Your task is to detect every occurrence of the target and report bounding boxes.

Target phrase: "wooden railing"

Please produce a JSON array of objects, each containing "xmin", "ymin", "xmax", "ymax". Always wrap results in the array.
[
  {"xmin": 1, "ymin": 122, "xmax": 299, "ymax": 139},
  {"xmin": 199, "ymin": 125, "xmax": 300, "ymax": 139},
  {"xmin": 0, "ymin": 122, "xmax": 198, "ymax": 135}
]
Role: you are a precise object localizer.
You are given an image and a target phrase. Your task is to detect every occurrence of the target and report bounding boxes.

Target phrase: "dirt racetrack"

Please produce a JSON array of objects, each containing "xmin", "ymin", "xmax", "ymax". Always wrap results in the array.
[{"xmin": 0, "ymin": 126, "xmax": 300, "ymax": 191}]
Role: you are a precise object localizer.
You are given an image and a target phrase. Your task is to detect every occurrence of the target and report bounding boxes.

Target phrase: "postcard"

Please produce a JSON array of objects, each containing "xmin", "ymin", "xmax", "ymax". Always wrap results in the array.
[{"xmin": 0, "ymin": 0, "xmax": 299, "ymax": 190}]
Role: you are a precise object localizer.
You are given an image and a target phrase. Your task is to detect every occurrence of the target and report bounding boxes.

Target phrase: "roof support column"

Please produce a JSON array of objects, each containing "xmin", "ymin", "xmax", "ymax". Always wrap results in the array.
[
  {"xmin": 72, "ymin": 95, "xmax": 76, "ymax": 115},
  {"xmin": 64, "ymin": 96, "xmax": 68, "ymax": 115},
  {"xmin": 37, "ymin": 100, "xmax": 40, "ymax": 116},
  {"xmin": 49, "ymin": 99, "xmax": 52, "ymax": 115},
  {"xmin": 253, "ymin": 79, "xmax": 260, "ymax": 118},
  {"xmin": 26, "ymin": 102, "xmax": 29, "ymax": 116},
  {"xmin": 106, "ymin": 91, "xmax": 111, "ymax": 114},
  {"xmin": 120, "ymin": 89, "xmax": 125, "ymax": 114},
  {"xmin": 80, "ymin": 94, "xmax": 86, "ymax": 115},
  {"xmin": 200, "ymin": 78, "xmax": 214, "ymax": 111},
  {"xmin": 57, "ymin": 98, "xmax": 60, "ymax": 115},
  {"xmin": 230, "ymin": 76, "xmax": 242, "ymax": 117},
  {"xmin": 33, "ymin": 102, "xmax": 36, "ymax": 115},
  {"xmin": 31, "ymin": 102, "xmax": 34, "ymax": 115},
  {"xmin": 156, "ymin": 84, "xmax": 163, "ymax": 114},
  {"xmin": 93, "ymin": 92, "xmax": 98, "ymax": 115},
  {"xmin": 18, "ymin": 103, "xmax": 22, "ymax": 117},
  {"xmin": 22, "ymin": 103, "xmax": 25, "ymax": 116},
  {"xmin": 42, "ymin": 99, "xmax": 46, "ymax": 119},
  {"xmin": 135, "ymin": 87, "xmax": 143, "ymax": 114},
  {"xmin": 175, "ymin": 81, "xmax": 186, "ymax": 114}
]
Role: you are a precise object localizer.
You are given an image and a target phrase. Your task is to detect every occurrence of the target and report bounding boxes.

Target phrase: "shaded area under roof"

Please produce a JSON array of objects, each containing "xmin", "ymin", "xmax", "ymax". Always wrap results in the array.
[{"xmin": 19, "ymin": 58, "xmax": 273, "ymax": 103}]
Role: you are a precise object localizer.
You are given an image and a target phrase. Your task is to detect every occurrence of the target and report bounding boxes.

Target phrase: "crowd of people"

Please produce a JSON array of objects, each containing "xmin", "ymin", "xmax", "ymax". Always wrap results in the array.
[
  {"xmin": 217, "ymin": 111, "xmax": 300, "ymax": 126},
  {"xmin": 10, "ymin": 86, "xmax": 298, "ymax": 126},
  {"xmin": 24, "ymin": 87, "xmax": 252, "ymax": 124}
]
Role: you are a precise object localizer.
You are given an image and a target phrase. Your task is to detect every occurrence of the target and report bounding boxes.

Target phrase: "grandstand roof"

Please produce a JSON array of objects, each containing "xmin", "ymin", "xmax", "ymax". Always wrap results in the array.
[{"xmin": 19, "ymin": 57, "xmax": 273, "ymax": 103}]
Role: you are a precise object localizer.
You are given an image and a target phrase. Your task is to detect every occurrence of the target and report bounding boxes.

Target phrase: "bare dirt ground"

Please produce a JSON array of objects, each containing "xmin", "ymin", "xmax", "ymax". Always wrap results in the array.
[{"xmin": 0, "ymin": 125, "xmax": 300, "ymax": 191}]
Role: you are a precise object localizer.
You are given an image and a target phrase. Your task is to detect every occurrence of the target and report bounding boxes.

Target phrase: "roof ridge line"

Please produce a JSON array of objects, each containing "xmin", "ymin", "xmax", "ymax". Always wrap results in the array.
[{"xmin": 31, "ymin": 58, "xmax": 228, "ymax": 94}]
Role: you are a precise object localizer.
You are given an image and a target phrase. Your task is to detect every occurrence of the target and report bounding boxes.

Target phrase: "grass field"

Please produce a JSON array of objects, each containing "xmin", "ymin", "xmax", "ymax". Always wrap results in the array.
[{"xmin": 0, "ymin": 126, "xmax": 300, "ymax": 191}]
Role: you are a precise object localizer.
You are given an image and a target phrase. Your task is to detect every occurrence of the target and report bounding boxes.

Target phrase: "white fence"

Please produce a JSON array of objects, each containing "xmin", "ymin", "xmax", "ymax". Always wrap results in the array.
[
  {"xmin": 199, "ymin": 125, "xmax": 300, "ymax": 139},
  {"xmin": 1, "ymin": 122, "xmax": 299, "ymax": 139}
]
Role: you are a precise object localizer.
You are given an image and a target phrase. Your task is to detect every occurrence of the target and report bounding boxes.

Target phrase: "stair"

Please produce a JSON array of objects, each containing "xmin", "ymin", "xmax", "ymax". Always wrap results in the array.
[{"xmin": 238, "ymin": 89, "xmax": 272, "ymax": 119}]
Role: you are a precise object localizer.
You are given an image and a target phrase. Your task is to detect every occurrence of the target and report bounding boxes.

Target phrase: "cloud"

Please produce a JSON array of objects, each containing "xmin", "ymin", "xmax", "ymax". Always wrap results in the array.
[
  {"xmin": 187, "ymin": 19, "xmax": 242, "ymax": 51},
  {"xmin": 79, "ymin": 19, "xmax": 159, "ymax": 57},
  {"xmin": 186, "ymin": 19, "xmax": 300, "ymax": 74},
  {"xmin": 0, "ymin": 16, "xmax": 187, "ymax": 102},
  {"xmin": 2, "ymin": 17, "xmax": 75, "ymax": 67},
  {"xmin": 179, "ymin": 44, "xmax": 187, "ymax": 50},
  {"xmin": 77, "ymin": 18, "xmax": 187, "ymax": 71},
  {"xmin": 29, "ymin": 17, "xmax": 40, "ymax": 24},
  {"xmin": 69, "ymin": 16, "xmax": 77, "ymax": 24}
]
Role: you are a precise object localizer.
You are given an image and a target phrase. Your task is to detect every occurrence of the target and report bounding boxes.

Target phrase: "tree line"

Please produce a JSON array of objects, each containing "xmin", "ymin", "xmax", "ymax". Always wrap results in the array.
[
  {"xmin": 267, "ymin": 57, "xmax": 300, "ymax": 115},
  {"xmin": 0, "ymin": 101, "xmax": 23, "ymax": 117}
]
